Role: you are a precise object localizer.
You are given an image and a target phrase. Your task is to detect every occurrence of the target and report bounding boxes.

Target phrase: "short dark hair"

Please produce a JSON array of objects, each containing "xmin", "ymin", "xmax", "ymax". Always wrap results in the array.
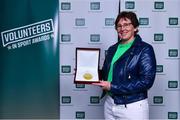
[{"xmin": 115, "ymin": 11, "xmax": 139, "ymax": 34}]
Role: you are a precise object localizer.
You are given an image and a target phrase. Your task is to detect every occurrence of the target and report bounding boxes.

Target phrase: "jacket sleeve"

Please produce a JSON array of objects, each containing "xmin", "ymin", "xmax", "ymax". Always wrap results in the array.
[{"xmin": 110, "ymin": 45, "xmax": 156, "ymax": 95}]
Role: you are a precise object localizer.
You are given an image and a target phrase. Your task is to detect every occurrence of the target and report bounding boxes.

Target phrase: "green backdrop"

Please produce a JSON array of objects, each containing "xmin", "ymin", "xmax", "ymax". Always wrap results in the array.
[{"xmin": 0, "ymin": 0, "xmax": 59, "ymax": 119}]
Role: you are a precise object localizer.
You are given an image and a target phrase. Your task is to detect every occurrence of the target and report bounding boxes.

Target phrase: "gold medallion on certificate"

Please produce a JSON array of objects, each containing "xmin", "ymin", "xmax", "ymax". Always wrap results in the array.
[{"xmin": 83, "ymin": 73, "xmax": 93, "ymax": 80}]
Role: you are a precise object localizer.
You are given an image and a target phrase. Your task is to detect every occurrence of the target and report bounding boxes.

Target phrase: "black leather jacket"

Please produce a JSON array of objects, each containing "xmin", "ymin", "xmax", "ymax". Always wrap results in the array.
[{"xmin": 101, "ymin": 34, "xmax": 156, "ymax": 105}]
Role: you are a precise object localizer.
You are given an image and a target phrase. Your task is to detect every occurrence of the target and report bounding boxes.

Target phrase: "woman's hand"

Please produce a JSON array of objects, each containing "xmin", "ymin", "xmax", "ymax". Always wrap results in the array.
[{"xmin": 92, "ymin": 81, "xmax": 111, "ymax": 91}]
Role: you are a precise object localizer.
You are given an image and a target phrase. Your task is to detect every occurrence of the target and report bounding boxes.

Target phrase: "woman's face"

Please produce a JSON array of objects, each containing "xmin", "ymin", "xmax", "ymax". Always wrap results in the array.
[{"xmin": 116, "ymin": 18, "xmax": 137, "ymax": 43}]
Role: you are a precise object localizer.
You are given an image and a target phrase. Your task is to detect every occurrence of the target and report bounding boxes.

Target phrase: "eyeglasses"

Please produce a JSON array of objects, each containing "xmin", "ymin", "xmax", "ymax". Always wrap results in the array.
[{"xmin": 116, "ymin": 23, "xmax": 132, "ymax": 30}]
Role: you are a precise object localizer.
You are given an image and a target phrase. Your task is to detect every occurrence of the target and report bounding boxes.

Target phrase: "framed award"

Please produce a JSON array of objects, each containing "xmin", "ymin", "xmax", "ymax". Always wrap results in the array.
[{"xmin": 74, "ymin": 47, "xmax": 100, "ymax": 84}]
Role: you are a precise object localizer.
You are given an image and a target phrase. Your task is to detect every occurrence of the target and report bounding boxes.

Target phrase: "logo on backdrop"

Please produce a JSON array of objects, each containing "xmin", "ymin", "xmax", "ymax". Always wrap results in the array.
[
  {"xmin": 125, "ymin": 1, "xmax": 135, "ymax": 9},
  {"xmin": 76, "ymin": 111, "xmax": 85, "ymax": 119},
  {"xmin": 1, "ymin": 19, "xmax": 54, "ymax": 50},
  {"xmin": 62, "ymin": 96, "xmax": 71, "ymax": 104},
  {"xmin": 168, "ymin": 112, "xmax": 178, "ymax": 119}
]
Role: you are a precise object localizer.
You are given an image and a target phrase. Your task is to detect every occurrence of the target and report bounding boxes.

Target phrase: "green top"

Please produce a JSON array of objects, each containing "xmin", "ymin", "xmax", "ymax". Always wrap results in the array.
[{"xmin": 107, "ymin": 39, "xmax": 134, "ymax": 83}]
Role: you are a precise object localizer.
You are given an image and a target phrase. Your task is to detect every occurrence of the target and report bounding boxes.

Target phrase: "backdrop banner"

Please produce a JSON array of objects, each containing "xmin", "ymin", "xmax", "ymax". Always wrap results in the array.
[
  {"xmin": 59, "ymin": 0, "xmax": 180, "ymax": 119},
  {"xmin": 0, "ymin": 0, "xmax": 59, "ymax": 119}
]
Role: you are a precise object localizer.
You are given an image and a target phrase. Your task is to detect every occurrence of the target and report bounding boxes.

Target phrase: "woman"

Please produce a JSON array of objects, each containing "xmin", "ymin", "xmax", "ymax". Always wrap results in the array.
[{"xmin": 93, "ymin": 11, "xmax": 156, "ymax": 120}]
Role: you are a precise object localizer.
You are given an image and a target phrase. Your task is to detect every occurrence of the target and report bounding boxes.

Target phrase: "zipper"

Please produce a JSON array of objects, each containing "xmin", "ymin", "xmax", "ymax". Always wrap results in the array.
[
  {"xmin": 123, "ymin": 55, "xmax": 131, "ymax": 81},
  {"xmin": 123, "ymin": 52, "xmax": 133, "ymax": 108},
  {"xmin": 123, "ymin": 51, "xmax": 133, "ymax": 81}
]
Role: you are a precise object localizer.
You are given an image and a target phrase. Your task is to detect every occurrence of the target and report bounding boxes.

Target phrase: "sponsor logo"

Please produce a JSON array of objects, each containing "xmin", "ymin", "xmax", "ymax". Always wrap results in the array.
[
  {"xmin": 105, "ymin": 18, "xmax": 114, "ymax": 26},
  {"xmin": 90, "ymin": 96, "xmax": 100, "ymax": 104},
  {"xmin": 61, "ymin": 65, "xmax": 71, "ymax": 73},
  {"xmin": 154, "ymin": 33, "xmax": 163, "ymax": 41},
  {"xmin": 75, "ymin": 18, "xmax": 85, "ymax": 26},
  {"xmin": 62, "ymin": 96, "xmax": 71, "ymax": 104},
  {"xmin": 168, "ymin": 81, "xmax": 178, "ymax": 88},
  {"xmin": 90, "ymin": 34, "xmax": 100, "ymax": 42},
  {"xmin": 90, "ymin": 2, "xmax": 100, "ymax": 10},
  {"xmin": 139, "ymin": 18, "xmax": 149, "ymax": 25},
  {"xmin": 61, "ymin": 2, "xmax": 71, "ymax": 10},
  {"xmin": 169, "ymin": 18, "xmax": 178, "ymax": 25},
  {"xmin": 125, "ymin": 1, "xmax": 135, "ymax": 9},
  {"xmin": 1, "ymin": 19, "xmax": 54, "ymax": 50},
  {"xmin": 76, "ymin": 84, "xmax": 85, "ymax": 88},
  {"xmin": 76, "ymin": 111, "xmax": 85, "ymax": 119},
  {"xmin": 154, "ymin": 2, "xmax": 164, "ymax": 9},
  {"xmin": 156, "ymin": 65, "xmax": 163, "ymax": 73},
  {"xmin": 168, "ymin": 49, "xmax": 178, "ymax": 57},
  {"xmin": 153, "ymin": 96, "xmax": 163, "ymax": 104},
  {"xmin": 168, "ymin": 112, "xmax": 178, "ymax": 119},
  {"xmin": 61, "ymin": 34, "xmax": 71, "ymax": 42}
]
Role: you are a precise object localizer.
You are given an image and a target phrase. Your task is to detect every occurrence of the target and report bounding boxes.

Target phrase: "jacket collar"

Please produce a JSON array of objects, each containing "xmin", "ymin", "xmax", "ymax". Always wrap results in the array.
[
  {"xmin": 118, "ymin": 34, "xmax": 142, "ymax": 47},
  {"xmin": 116, "ymin": 34, "xmax": 142, "ymax": 59},
  {"xmin": 108, "ymin": 34, "xmax": 143, "ymax": 62}
]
